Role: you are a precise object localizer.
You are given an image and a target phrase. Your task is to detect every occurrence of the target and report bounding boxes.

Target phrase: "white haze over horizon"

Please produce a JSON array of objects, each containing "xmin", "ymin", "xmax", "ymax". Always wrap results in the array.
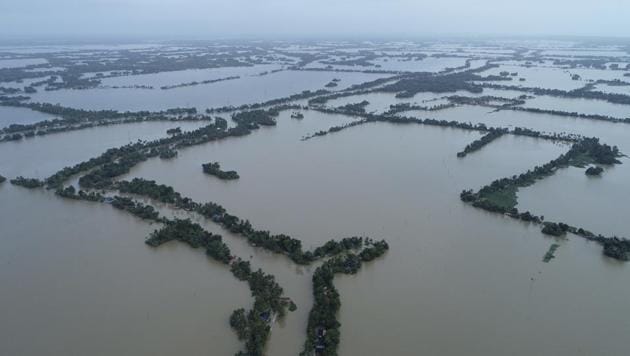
[{"xmin": 1, "ymin": 0, "xmax": 629, "ymax": 40}]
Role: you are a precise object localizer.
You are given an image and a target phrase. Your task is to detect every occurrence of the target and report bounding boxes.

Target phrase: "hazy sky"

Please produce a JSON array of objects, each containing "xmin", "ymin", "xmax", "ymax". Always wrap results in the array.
[{"xmin": 1, "ymin": 0, "xmax": 629, "ymax": 39}]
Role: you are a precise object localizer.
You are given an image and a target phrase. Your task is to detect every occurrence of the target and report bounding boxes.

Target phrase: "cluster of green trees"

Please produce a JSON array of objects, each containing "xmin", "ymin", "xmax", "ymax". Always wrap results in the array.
[
  {"xmin": 107, "ymin": 178, "xmax": 384, "ymax": 266},
  {"xmin": 55, "ymin": 185, "xmax": 103, "ymax": 202},
  {"xmin": 79, "ymin": 151, "xmax": 151, "ymax": 189},
  {"xmin": 302, "ymin": 107, "xmax": 581, "ymax": 144},
  {"xmin": 377, "ymin": 64, "xmax": 509, "ymax": 98},
  {"xmin": 146, "ymin": 219, "xmax": 231, "ymax": 262},
  {"xmin": 336, "ymin": 100, "xmax": 370, "ymax": 114},
  {"xmin": 462, "ymin": 137, "xmax": 622, "ymax": 211},
  {"xmin": 302, "ymin": 241, "xmax": 389, "ymax": 356},
  {"xmin": 202, "ymin": 162, "xmax": 240, "ymax": 180},
  {"xmin": 0, "ymin": 46, "xmax": 265, "ymax": 93},
  {"xmin": 160, "ymin": 75, "xmax": 240, "ymax": 90},
  {"xmin": 509, "ymin": 106, "xmax": 630, "ymax": 125},
  {"xmin": 205, "ymin": 90, "xmax": 328, "ymax": 114},
  {"xmin": 166, "ymin": 127, "xmax": 181, "ymax": 135},
  {"xmin": 231, "ymin": 109, "xmax": 279, "ymax": 128},
  {"xmin": 543, "ymin": 244, "xmax": 560, "ymax": 263},
  {"xmin": 158, "ymin": 147, "xmax": 178, "ymax": 159},
  {"xmin": 111, "ymin": 196, "xmax": 160, "ymax": 221},
  {"xmin": 10, "ymin": 176, "xmax": 44, "ymax": 189},
  {"xmin": 447, "ymin": 95, "xmax": 526, "ymax": 108},
  {"xmin": 44, "ymin": 107, "xmax": 279, "ymax": 189},
  {"xmin": 461, "ymin": 137, "xmax": 628, "ymax": 260},
  {"xmin": 145, "ymin": 218, "xmax": 294, "ymax": 355},
  {"xmin": 384, "ymin": 102, "xmax": 455, "ymax": 115},
  {"xmin": 480, "ymin": 82, "xmax": 630, "ymax": 108},
  {"xmin": 541, "ymin": 222, "xmax": 570, "ymax": 237},
  {"xmin": 585, "ymin": 166, "xmax": 604, "ymax": 176},
  {"xmin": 307, "ymin": 76, "xmax": 403, "ymax": 106},
  {"xmin": 0, "ymin": 102, "xmax": 214, "ymax": 141},
  {"xmin": 457, "ymin": 129, "xmax": 507, "ymax": 158}
]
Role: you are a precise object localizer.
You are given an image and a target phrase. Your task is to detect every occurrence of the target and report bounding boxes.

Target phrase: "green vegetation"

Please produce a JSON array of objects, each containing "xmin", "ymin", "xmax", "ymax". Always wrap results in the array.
[
  {"xmin": 158, "ymin": 147, "xmax": 178, "ymax": 159},
  {"xmin": 509, "ymin": 106, "xmax": 630, "ymax": 125},
  {"xmin": 55, "ymin": 185, "xmax": 103, "ymax": 202},
  {"xmin": 166, "ymin": 127, "xmax": 182, "ymax": 135},
  {"xmin": 585, "ymin": 166, "xmax": 604, "ymax": 176},
  {"xmin": 461, "ymin": 137, "xmax": 622, "ymax": 212},
  {"xmin": 378, "ymin": 65, "xmax": 509, "ymax": 98},
  {"xmin": 112, "ymin": 178, "xmax": 377, "ymax": 266},
  {"xmin": 0, "ymin": 102, "xmax": 213, "ymax": 142},
  {"xmin": 480, "ymin": 83, "xmax": 630, "ymax": 116},
  {"xmin": 302, "ymin": 240, "xmax": 389, "ymax": 356},
  {"xmin": 146, "ymin": 219, "xmax": 231, "ymax": 262},
  {"xmin": 457, "ymin": 129, "xmax": 507, "ymax": 158},
  {"xmin": 10, "ymin": 176, "xmax": 44, "ymax": 189},
  {"xmin": 160, "ymin": 75, "xmax": 240, "ymax": 90},
  {"xmin": 461, "ymin": 137, "xmax": 629, "ymax": 260},
  {"xmin": 302, "ymin": 107, "xmax": 581, "ymax": 144},
  {"xmin": 336, "ymin": 100, "xmax": 370, "ymax": 114},
  {"xmin": 543, "ymin": 244, "xmax": 560, "ymax": 263},
  {"xmin": 146, "ymin": 219, "xmax": 295, "ymax": 355},
  {"xmin": 111, "ymin": 196, "xmax": 161, "ymax": 221},
  {"xmin": 541, "ymin": 222, "xmax": 569, "ymax": 237},
  {"xmin": 202, "ymin": 162, "xmax": 240, "ymax": 180}
]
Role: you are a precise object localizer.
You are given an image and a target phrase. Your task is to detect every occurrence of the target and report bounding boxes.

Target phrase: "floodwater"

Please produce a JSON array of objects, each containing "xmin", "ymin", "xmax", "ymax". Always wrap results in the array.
[
  {"xmin": 114, "ymin": 110, "xmax": 629, "ymax": 355},
  {"xmin": 2, "ymin": 41, "xmax": 630, "ymax": 356},
  {"xmin": 27, "ymin": 70, "xmax": 388, "ymax": 112},
  {"xmin": 0, "ymin": 106, "xmax": 57, "ymax": 128},
  {"xmin": 1, "ymin": 105, "xmax": 629, "ymax": 356},
  {"xmin": 0, "ymin": 58, "xmax": 48, "ymax": 69},
  {"xmin": 0, "ymin": 121, "xmax": 206, "ymax": 179}
]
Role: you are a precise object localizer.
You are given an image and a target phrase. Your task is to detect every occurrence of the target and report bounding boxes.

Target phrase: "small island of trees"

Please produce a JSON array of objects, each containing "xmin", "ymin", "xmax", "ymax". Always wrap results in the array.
[
  {"xmin": 202, "ymin": 162, "xmax": 240, "ymax": 180},
  {"xmin": 585, "ymin": 166, "xmax": 604, "ymax": 176}
]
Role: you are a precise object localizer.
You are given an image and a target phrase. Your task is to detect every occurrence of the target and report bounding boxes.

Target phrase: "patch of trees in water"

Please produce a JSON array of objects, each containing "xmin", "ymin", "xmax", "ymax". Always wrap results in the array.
[
  {"xmin": 43, "ymin": 108, "xmax": 282, "ymax": 190},
  {"xmin": 480, "ymin": 83, "xmax": 630, "ymax": 109},
  {"xmin": 112, "ymin": 178, "xmax": 386, "ymax": 266},
  {"xmin": 457, "ymin": 129, "xmax": 507, "ymax": 158},
  {"xmin": 51, "ymin": 176, "xmax": 389, "ymax": 354},
  {"xmin": 202, "ymin": 162, "xmax": 240, "ymax": 180},
  {"xmin": 158, "ymin": 147, "xmax": 178, "ymax": 159},
  {"xmin": 10, "ymin": 176, "xmax": 44, "ymax": 189},
  {"xmin": 508, "ymin": 106, "xmax": 630, "ymax": 124},
  {"xmin": 159, "ymin": 75, "xmax": 240, "ymax": 90},
  {"xmin": 0, "ymin": 102, "xmax": 213, "ymax": 141},
  {"xmin": 384, "ymin": 102, "xmax": 455, "ymax": 115},
  {"xmin": 146, "ymin": 218, "xmax": 294, "ymax": 356},
  {"xmin": 302, "ymin": 241, "xmax": 389, "ymax": 356},
  {"xmin": 301, "ymin": 107, "xmax": 581, "ymax": 143},
  {"xmin": 30, "ymin": 99, "xmax": 392, "ymax": 352},
  {"xmin": 585, "ymin": 166, "xmax": 604, "ymax": 176},
  {"xmin": 460, "ymin": 137, "xmax": 629, "ymax": 261},
  {"xmin": 377, "ymin": 64, "xmax": 510, "ymax": 98},
  {"xmin": 543, "ymin": 243, "xmax": 560, "ymax": 263},
  {"xmin": 336, "ymin": 100, "xmax": 370, "ymax": 114}
]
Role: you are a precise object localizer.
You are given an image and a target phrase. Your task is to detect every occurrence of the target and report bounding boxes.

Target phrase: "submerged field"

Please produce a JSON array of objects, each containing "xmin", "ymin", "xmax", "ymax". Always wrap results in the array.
[{"xmin": 1, "ymin": 39, "xmax": 629, "ymax": 356}]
